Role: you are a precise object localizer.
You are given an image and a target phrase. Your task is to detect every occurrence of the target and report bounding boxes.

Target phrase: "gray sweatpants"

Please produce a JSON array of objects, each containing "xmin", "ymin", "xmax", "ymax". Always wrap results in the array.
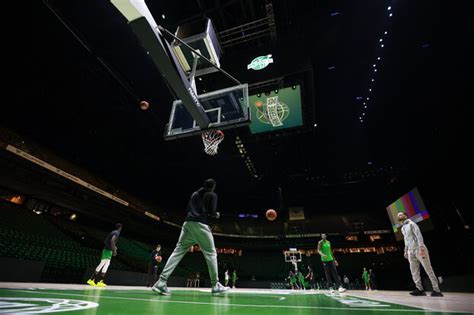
[
  {"xmin": 156, "ymin": 221, "xmax": 219, "ymax": 287},
  {"xmin": 408, "ymin": 247, "xmax": 440, "ymax": 292}
]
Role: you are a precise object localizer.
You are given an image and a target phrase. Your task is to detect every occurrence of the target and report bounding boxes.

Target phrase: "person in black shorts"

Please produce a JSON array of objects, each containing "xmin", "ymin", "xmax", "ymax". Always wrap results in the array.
[
  {"xmin": 147, "ymin": 244, "xmax": 162, "ymax": 287},
  {"xmin": 305, "ymin": 266, "xmax": 317, "ymax": 290}
]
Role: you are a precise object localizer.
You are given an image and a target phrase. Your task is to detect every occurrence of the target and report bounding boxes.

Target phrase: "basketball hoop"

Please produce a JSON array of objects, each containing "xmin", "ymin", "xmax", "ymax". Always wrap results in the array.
[{"xmin": 202, "ymin": 129, "xmax": 224, "ymax": 155}]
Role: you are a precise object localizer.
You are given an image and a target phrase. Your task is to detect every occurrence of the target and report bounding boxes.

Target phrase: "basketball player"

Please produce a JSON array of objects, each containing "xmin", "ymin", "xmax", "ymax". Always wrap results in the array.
[
  {"xmin": 224, "ymin": 269, "xmax": 230, "ymax": 286},
  {"xmin": 152, "ymin": 179, "xmax": 229, "ymax": 295},
  {"xmin": 369, "ymin": 269, "xmax": 377, "ymax": 290},
  {"xmin": 305, "ymin": 266, "xmax": 316, "ymax": 290},
  {"xmin": 343, "ymin": 275, "xmax": 350, "ymax": 288},
  {"xmin": 288, "ymin": 270, "xmax": 298, "ymax": 289},
  {"xmin": 232, "ymin": 270, "xmax": 238, "ymax": 288},
  {"xmin": 87, "ymin": 223, "xmax": 122, "ymax": 287},
  {"xmin": 362, "ymin": 267, "xmax": 371, "ymax": 290},
  {"xmin": 317, "ymin": 233, "xmax": 346, "ymax": 293},
  {"xmin": 297, "ymin": 271, "xmax": 306, "ymax": 290},
  {"xmin": 147, "ymin": 244, "xmax": 162, "ymax": 287},
  {"xmin": 397, "ymin": 212, "xmax": 443, "ymax": 297}
]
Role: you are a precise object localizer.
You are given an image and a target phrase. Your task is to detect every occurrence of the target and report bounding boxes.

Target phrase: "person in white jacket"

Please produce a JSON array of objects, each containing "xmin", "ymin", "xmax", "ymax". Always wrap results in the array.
[{"xmin": 397, "ymin": 212, "xmax": 443, "ymax": 297}]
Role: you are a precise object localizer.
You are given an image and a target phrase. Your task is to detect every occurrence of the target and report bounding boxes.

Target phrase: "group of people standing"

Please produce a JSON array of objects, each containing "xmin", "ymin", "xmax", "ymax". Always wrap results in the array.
[
  {"xmin": 224, "ymin": 269, "xmax": 238, "ymax": 288},
  {"xmin": 85, "ymin": 180, "xmax": 443, "ymax": 298}
]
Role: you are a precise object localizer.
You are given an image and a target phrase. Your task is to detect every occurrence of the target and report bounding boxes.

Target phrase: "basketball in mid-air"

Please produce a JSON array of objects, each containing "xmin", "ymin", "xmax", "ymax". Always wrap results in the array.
[
  {"xmin": 140, "ymin": 100, "xmax": 149, "ymax": 110},
  {"xmin": 266, "ymin": 209, "xmax": 277, "ymax": 221},
  {"xmin": 155, "ymin": 256, "xmax": 162, "ymax": 263}
]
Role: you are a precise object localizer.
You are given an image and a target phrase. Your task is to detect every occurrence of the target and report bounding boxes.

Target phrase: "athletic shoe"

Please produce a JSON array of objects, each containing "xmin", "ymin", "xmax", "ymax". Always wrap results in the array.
[
  {"xmin": 87, "ymin": 279, "xmax": 96, "ymax": 286},
  {"xmin": 95, "ymin": 280, "xmax": 107, "ymax": 287},
  {"xmin": 329, "ymin": 288, "xmax": 335, "ymax": 294},
  {"xmin": 338, "ymin": 286, "xmax": 347, "ymax": 293},
  {"xmin": 409, "ymin": 289, "xmax": 426, "ymax": 296},
  {"xmin": 152, "ymin": 282, "xmax": 171, "ymax": 296},
  {"xmin": 212, "ymin": 282, "xmax": 230, "ymax": 294},
  {"xmin": 431, "ymin": 291, "xmax": 444, "ymax": 297}
]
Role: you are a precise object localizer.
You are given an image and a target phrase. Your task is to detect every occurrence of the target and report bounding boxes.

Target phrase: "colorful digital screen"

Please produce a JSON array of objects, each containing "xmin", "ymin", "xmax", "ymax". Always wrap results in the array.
[
  {"xmin": 249, "ymin": 85, "xmax": 303, "ymax": 134},
  {"xmin": 386, "ymin": 187, "xmax": 433, "ymax": 241}
]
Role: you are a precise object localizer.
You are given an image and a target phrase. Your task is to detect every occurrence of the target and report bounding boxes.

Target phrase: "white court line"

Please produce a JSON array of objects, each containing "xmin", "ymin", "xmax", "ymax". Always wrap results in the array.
[
  {"xmin": 5, "ymin": 289, "xmax": 439, "ymax": 313},
  {"xmin": 346, "ymin": 293, "xmax": 474, "ymax": 314}
]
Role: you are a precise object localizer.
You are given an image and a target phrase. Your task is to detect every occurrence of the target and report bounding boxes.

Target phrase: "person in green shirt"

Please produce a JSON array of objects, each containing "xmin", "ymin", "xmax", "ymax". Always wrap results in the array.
[
  {"xmin": 317, "ymin": 233, "xmax": 346, "ymax": 293},
  {"xmin": 362, "ymin": 267, "xmax": 371, "ymax": 290},
  {"xmin": 297, "ymin": 271, "xmax": 306, "ymax": 290},
  {"xmin": 288, "ymin": 270, "xmax": 298, "ymax": 289},
  {"xmin": 232, "ymin": 270, "xmax": 238, "ymax": 288}
]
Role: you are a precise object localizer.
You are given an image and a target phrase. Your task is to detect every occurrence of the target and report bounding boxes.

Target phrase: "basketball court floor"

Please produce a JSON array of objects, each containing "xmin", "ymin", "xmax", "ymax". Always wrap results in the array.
[{"xmin": 1, "ymin": 283, "xmax": 473, "ymax": 314}]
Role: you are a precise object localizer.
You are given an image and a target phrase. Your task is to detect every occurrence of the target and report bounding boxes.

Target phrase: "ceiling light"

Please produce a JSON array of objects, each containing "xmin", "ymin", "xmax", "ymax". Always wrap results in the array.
[
  {"xmin": 374, "ymin": 69, "xmax": 377, "ymax": 72},
  {"xmin": 389, "ymin": 13, "xmax": 393, "ymax": 17},
  {"xmin": 364, "ymin": 106, "xmax": 367, "ymax": 108},
  {"xmin": 387, "ymin": 6, "xmax": 391, "ymax": 10},
  {"xmin": 381, "ymin": 44, "xmax": 384, "ymax": 47},
  {"xmin": 373, "ymin": 64, "xmax": 376, "ymax": 67},
  {"xmin": 384, "ymin": 31, "xmax": 388, "ymax": 35},
  {"xmin": 377, "ymin": 57, "xmax": 381, "ymax": 60},
  {"xmin": 162, "ymin": 14, "xmax": 166, "ymax": 19},
  {"xmin": 379, "ymin": 39, "xmax": 383, "ymax": 42},
  {"xmin": 371, "ymin": 78, "xmax": 375, "ymax": 82}
]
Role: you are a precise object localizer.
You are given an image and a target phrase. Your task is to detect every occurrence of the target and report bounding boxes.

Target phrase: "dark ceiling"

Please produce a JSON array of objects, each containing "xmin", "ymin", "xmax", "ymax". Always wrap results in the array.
[{"xmin": 5, "ymin": 0, "xmax": 468, "ymax": 220}]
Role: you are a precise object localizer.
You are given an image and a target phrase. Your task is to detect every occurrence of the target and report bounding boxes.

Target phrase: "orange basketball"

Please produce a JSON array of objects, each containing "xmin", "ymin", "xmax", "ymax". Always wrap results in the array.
[
  {"xmin": 155, "ymin": 256, "xmax": 162, "ymax": 263},
  {"xmin": 140, "ymin": 100, "xmax": 149, "ymax": 110},
  {"xmin": 266, "ymin": 209, "xmax": 277, "ymax": 221},
  {"xmin": 255, "ymin": 101, "xmax": 263, "ymax": 108}
]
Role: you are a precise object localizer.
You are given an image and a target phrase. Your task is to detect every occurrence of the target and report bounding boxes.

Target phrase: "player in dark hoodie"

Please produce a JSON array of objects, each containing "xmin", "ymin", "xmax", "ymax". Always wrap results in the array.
[{"xmin": 152, "ymin": 179, "xmax": 229, "ymax": 295}]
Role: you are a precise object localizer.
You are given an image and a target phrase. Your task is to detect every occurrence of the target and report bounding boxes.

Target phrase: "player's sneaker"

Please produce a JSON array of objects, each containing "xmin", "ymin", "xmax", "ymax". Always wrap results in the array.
[
  {"xmin": 329, "ymin": 288, "xmax": 335, "ymax": 294},
  {"xmin": 96, "ymin": 280, "xmax": 107, "ymax": 287},
  {"xmin": 338, "ymin": 286, "xmax": 347, "ymax": 293},
  {"xmin": 152, "ymin": 281, "xmax": 171, "ymax": 296},
  {"xmin": 431, "ymin": 291, "xmax": 444, "ymax": 297},
  {"xmin": 409, "ymin": 289, "xmax": 426, "ymax": 296},
  {"xmin": 212, "ymin": 282, "xmax": 230, "ymax": 294},
  {"xmin": 87, "ymin": 279, "xmax": 96, "ymax": 286}
]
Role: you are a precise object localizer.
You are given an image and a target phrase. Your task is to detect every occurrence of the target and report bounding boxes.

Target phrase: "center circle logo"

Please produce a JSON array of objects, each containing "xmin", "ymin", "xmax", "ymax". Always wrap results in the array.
[{"xmin": 0, "ymin": 297, "xmax": 99, "ymax": 313}]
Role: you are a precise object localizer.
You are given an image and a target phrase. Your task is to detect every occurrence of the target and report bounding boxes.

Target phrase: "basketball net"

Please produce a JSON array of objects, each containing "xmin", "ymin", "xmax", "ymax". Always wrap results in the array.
[{"xmin": 202, "ymin": 130, "xmax": 224, "ymax": 155}]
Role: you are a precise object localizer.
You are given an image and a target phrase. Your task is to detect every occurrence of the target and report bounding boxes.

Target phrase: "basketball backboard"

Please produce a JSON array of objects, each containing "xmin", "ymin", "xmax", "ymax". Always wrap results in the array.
[
  {"xmin": 165, "ymin": 84, "xmax": 249, "ymax": 139},
  {"xmin": 111, "ymin": 0, "xmax": 250, "ymax": 141},
  {"xmin": 284, "ymin": 250, "xmax": 302, "ymax": 263}
]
